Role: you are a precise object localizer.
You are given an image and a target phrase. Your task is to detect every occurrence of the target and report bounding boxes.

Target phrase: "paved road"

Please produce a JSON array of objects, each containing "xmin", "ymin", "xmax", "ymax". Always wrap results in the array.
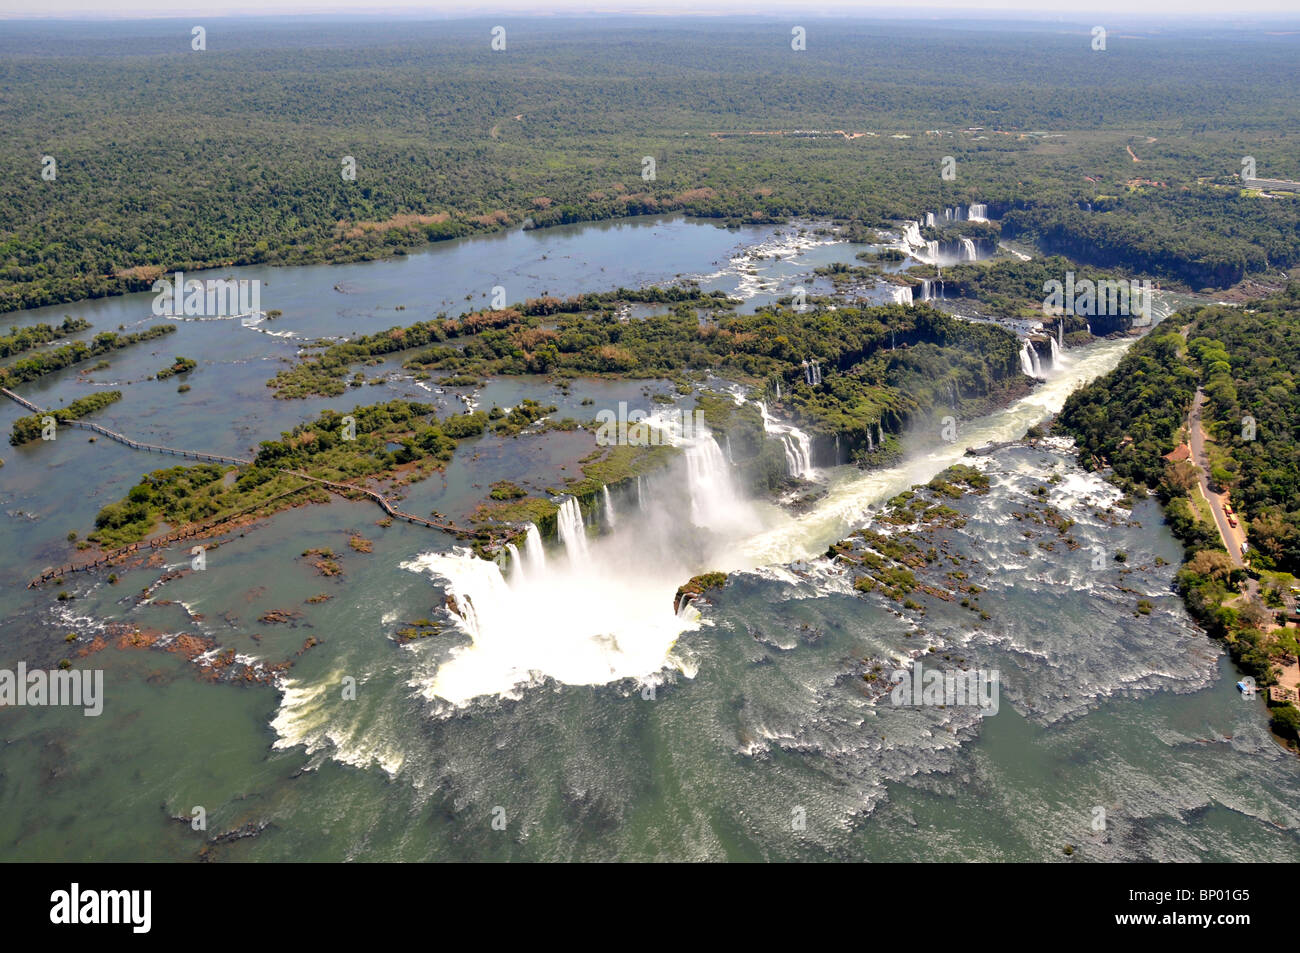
[{"xmin": 1189, "ymin": 389, "xmax": 1248, "ymax": 567}]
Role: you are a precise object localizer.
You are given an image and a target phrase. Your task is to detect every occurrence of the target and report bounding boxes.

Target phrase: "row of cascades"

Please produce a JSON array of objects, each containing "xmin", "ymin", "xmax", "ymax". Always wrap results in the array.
[
  {"xmin": 503, "ymin": 395, "xmax": 832, "ymax": 588},
  {"xmin": 1018, "ymin": 321, "xmax": 1066, "ymax": 379},
  {"xmin": 890, "ymin": 276, "xmax": 942, "ymax": 306},
  {"xmin": 758, "ymin": 401, "xmax": 816, "ymax": 480},
  {"xmin": 898, "ymin": 221, "xmax": 980, "ymax": 264}
]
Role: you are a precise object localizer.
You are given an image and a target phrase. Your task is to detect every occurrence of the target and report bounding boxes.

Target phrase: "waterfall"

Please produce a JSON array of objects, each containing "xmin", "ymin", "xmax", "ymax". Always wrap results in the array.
[
  {"xmin": 758, "ymin": 402, "xmax": 816, "ymax": 480},
  {"xmin": 877, "ymin": 422, "xmax": 884, "ymax": 447},
  {"xmin": 900, "ymin": 220, "xmax": 925, "ymax": 248},
  {"xmin": 926, "ymin": 240, "xmax": 939, "ymax": 261},
  {"xmin": 683, "ymin": 432, "xmax": 752, "ymax": 530},
  {"xmin": 866, "ymin": 428, "xmax": 874, "ymax": 451},
  {"xmin": 892, "ymin": 285, "xmax": 913, "ymax": 306},
  {"xmin": 557, "ymin": 497, "xmax": 589, "ymax": 565},
  {"xmin": 724, "ymin": 433, "xmax": 734, "ymax": 463},
  {"xmin": 1019, "ymin": 339, "xmax": 1042, "ymax": 378},
  {"xmin": 803, "ymin": 360, "xmax": 822, "ymax": 385},
  {"xmin": 968, "ymin": 203, "xmax": 988, "ymax": 222},
  {"xmin": 505, "ymin": 542, "xmax": 524, "ymax": 583},
  {"xmin": 919, "ymin": 278, "xmax": 932, "ymax": 302},
  {"xmin": 1058, "ymin": 320, "xmax": 1065, "ymax": 348},
  {"xmin": 1048, "ymin": 335, "xmax": 1060, "ymax": 369},
  {"xmin": 924, "ymin": 212, "xmax": 936, "ymax": 228},
  {"xmin": 602, "ymin": 485, "xmax": 617, "ymax": 528},
  {"xmin": 944, "ymin": 207, "xmax": 952, "ymax": 222},
  {"xmin": 834, "ymin": 434, "xmax": 841, "ymax": 463},
  {"xmin": 524, "ymin": 523, "xmax": 546, "ymax": 573},
  {"xmin": 636, "ymin": 475, "xmax": 645, "ymax": 512},
  {"xmin": 960, "ymin": 238, "xmax": 977, "ymax": 261},
  {"xmin": 774, "ymin": 379, "xmax": 781, "ymax": 400}
]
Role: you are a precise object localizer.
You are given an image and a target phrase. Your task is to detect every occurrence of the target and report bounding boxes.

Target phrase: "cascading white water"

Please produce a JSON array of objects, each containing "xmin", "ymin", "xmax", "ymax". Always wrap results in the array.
[
  {"xmin": 924, "ymin": 212, "xmax": 936, "ymax": 228},
  {"xmin": 758, "ymin": 401, "xmax": 816, "ymax": 480},
  {"xmin": 603, "ymin": 485, "xmax": 617, "ymax": 527},
  {"xmin": 1048, "ymin": 336, "xmax": 1060, "ymax": 369},
  {"xmin": 388, "ymin": 293, "xmax": 1177, "ymax": 709},
  {"xmin": 397, "ymin": 327, "xmax": 1155, "ymax": 708},
  {"xmin": 1020, "ymin": 338, "xmax": 1042, "ymax": 377},
  {"xmin": 683, "ymin": 431, "xmax": 756, "ymax": 532},
  {"xmin": 557, "ymin": 497, "xmax": 590, "ymax": 564},
  {"xmin": 919, "ymin": 278, "xmax": 933, "ymax": 302},
  {"xmin": 925, "ymin": 240, "xmax": 939, "ymax": 261},
  {"xmin": 900, "ymin": 220, "xmax": 925, "ymax": 248},
  {"xmin": 968, "ymin": 203, "xmax": 988, "ymax": 222},
  {"xmin": 891, "ymin": 285, "xmax": 914, "ymax": 306},
  {"xmin": 960, "ymin": 238, "xmax": 977, "ymax": 261},
  {"xmin": 636, "ymin": 475, "xmax": 646, "ymax": 511},
  {"xmin": 524, "ymin": 523, "xmax": 546, "ymax": 571},
  {"xmin": 506, "ymin": 542, "xmax": 524, "ymax": 583}
]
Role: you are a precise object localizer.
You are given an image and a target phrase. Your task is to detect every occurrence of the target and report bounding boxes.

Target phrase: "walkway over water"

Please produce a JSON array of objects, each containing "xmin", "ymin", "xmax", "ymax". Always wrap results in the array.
[{"xmin": 2, "ymin": 387, "xmax": 478, "ymax": 587}]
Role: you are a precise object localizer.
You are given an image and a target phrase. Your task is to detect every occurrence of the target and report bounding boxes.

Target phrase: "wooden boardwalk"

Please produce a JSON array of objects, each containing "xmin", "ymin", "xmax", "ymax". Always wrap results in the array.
[{"xmin": 4, "ymin": 387, "xmax": 479, "ymax": 587}]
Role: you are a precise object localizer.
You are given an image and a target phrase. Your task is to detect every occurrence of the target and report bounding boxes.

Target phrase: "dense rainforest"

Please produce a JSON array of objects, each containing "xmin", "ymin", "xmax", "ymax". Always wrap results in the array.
[
  {"xmin": 1059, "ymin": 285, "xmax": 1300, "ymax": 736},
  {"xmin": 2, "ymin": 17, "xmax": 1299, "ymax": 313}
]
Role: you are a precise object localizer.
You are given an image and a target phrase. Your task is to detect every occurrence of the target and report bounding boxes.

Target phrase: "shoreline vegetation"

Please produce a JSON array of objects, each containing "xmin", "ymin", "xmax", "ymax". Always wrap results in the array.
[
  {"xmin": 0, "ymin": 317, "xmax": 91, "ymax": 357},
  {"xmin": 64, "ymin": 288, "xmax": 1040, "ymax": 571},
  {"xmin": 0, "ymin": 325, "xmax": 176, "ymax": 388},
  {"xmin": 9, "ymin": 390, "xmax": 122, "ymax": 445},
  {"xmin": 1058, "ymin": 283, "xmax": 1300, "ymax": 746},
  {"xmin": 4, "ymin": 21, "xmax": 1299, "ymax": 316}
]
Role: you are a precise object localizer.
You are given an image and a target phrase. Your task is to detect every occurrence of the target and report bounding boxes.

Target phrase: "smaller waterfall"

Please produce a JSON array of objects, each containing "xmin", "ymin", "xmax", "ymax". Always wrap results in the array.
[
  {"xmin": 602, "ymin": 485, "xmax": 617, "ymax": 527},
  {"xmin": 918, "ymin": 278, "xmax": 933, "ymax": 302},
  {"xmin": 1048, "ymin": 335, "xmax": 1060, "ymax": 369},
  {"xmin": 926, "ymin": 240, "xmax": 939, "ymax": 261},
  {"xmin": 892, "ymin": 285, "xmax": 913, "ymax": 306},
  {"xmin": 1058, "ymin": 320, "xmax": 1065, "ymax": 348},
  {"xmin": 900, "ymin": 220, "xmax": 925, "ymax": 248},
  {"xmin": 636, "ymin": 475, "xmax": 646, "ymax": 512},
  {"xmin": 557, "ymin": 497, "xmax": 589, "ymax": 564},
  {"xmin": 866, "ymin": 428, "xmax": 874, "ymax": 452},
  {"xmin": 505, "ymin": 542, "xmax": 524, "ymax": 584},
  {"xmin": 968, "ymin": 203, "xmax": 988, "ymax": 222},
  {"xmin": 524, "ymin": 522, "xmax": 546, "ymax": 572},
  {"xmin": 924, "ymin": 212, "xmax": 936, "ymax": 228},
  {"xmin": 959, "ymin": 238, "xmax": 977, "ymax": 261},
  {"xmin": 774, "ymin": 379, "xmax": 781, "ymax": 400},
  {"xmin": 1019, "ymin": 339, "xmax": 1042, "ymax": 377},
  {"xmin": 758, "ymin": 402, "xmax": 816, "ymax": 480},
  {"xmin": 683, "ymin": 433, "xmax": 751, "ymax": 530},
  {"xmin": 834, "ymin": 434, "xmax": 841, "ymax": 463}
]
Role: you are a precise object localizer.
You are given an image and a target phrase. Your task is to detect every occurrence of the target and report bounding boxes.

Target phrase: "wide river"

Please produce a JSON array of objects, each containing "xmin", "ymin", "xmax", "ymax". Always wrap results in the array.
[{"xmin": 1, "ymin": 216, "xmax": 1297, "ymax": 861}]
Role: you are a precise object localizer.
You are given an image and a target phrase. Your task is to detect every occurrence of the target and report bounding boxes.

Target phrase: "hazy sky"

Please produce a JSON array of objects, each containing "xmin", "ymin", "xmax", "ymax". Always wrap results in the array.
[{"xmin": 3, "ymin": 0, "xmax": 1298, "ymax": 19}]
